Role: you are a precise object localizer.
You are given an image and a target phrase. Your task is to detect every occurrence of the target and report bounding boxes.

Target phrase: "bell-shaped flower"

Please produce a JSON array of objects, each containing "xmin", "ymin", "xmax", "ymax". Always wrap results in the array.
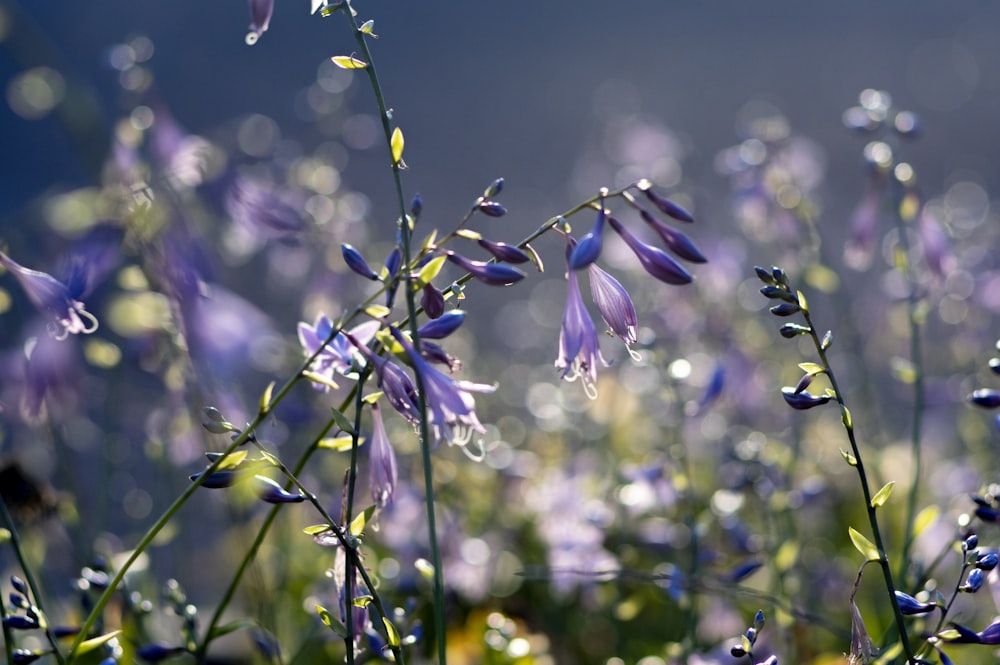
[
  {"xmin": 246, "ymin": 0, "xmax": 274, "ymax": 45},
  {"xmin": 445, "ymin": 251, "xmax": 525, "ymax": 286},
  {"xmin": 587, "ymin": 263, "xmax": 638, "ymax": 355},
  {"xmin": 298, "ymin": 316, "xmax": 380, "ymax": 391},
  {"xmin": 556, "ymin": 266, "xmax": 609, "ymax": 399},
  {"xmin": 569, "ymin": 208, "xmax": 606, "ymax": 270},
  {"xmin": 388, "ymin": 326, "xmax": 495, "ymax": 457},
  {"xmin": 343, "ymin": 332, "xmax": 422, "ymax": 426},
  {"xmin": 226, "ymin": 175, "xmax": 305, "ymax": 241},
  {"xmin": 369, "ymin": 403, "xmax": 398, "ymax": 507},
  {"xmin": 0, "ymin": 250, "xmax": 98, "ymax": 339},
  {"xmin": 607, "ymin": 217, "xmax": 692, "ymax": 285}
]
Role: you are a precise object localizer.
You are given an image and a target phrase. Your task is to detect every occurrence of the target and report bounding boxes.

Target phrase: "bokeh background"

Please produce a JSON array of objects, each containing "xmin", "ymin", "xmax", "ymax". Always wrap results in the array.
[{"xmin": 4, "ymin": 2, "xmax": 1000, "ymax": 663}]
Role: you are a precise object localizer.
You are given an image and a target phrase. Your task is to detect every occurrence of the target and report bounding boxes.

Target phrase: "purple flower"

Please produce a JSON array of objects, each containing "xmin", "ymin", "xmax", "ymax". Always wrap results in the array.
[
  {"xmin": 556, "ymin": 266, "xmax": 609, "ymax": 399},
  {"xmin": 345, "ymin": 334, "xmax": 422, "ymax": 426},
  {"xmin": 254, "ymin": 475, "xmax": 306, "ymax": 504},
  {"xmin": 569, "ymin": 208, "xmax": 606, "ymax": 270},
  {"xmin": 477, "ymin": 238, "xmax": 531, "ymax": 264},
  {"xmin": 226, "ymin": 176, "xmax": 305, "ymax": 241},
  {"xmin": 607, "ymin": 217, "xmax": 692, "ymax": 285},
  {"xmin": 970, "ymin": 389, "xmax": 1000, "ymax": 409},
  {"xmin": 297, "ymin": 316, "xmax": 380, "ymax": 391},
  {"xmin": 781, "ymin": 387, "xmax": 831, "ymax": 410},
  {"xmin": 369, "ymin": 403, "xmax": 398, "ymax": 507},
  {"xmin": 388, "ymin": 326, "xmax": 495, "ymax": 456},
  {"xmin": 477, "ymin": 200, "xmax": 507, "ymax": 217},
  {"xmin": 844, "ymin": 182, "xmax": 881, "ymax": 271},
  {"xmin": 587, "ymin": 263, "xmax": 638, "ymax": 352},
  {"xmin": 638, "ymin": 183, "xmax": 694, "ymax": 222},
  {"xmin": 246, "ymin": 0, "xmax": 274, "ymax": 45},
  {"xmin": 418, "ymin": 310, "xmax": 465, "ymax": 339},
  {"xmin": 421, "ymin": 282, "xmax": 445, "ymax": 319},
  {"xmin": 445, "ymin": 252, "xmax": 525, "ymax": 286},
  {"xmin": 0, "ymin": 250, "xmax": 98, "ymax": 340}
]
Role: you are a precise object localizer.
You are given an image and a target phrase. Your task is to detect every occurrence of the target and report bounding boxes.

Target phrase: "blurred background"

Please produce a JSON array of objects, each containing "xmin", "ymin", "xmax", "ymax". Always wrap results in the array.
[{"xmin": 3, "ymin": 1, "xmax": 1000, "ymax": 663}]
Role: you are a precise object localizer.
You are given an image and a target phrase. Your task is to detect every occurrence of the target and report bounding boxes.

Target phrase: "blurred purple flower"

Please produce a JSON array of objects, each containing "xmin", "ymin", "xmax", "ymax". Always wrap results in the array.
[
  {"xmin": 918, "ymin": 205, "xmax": 953, "ymax": 280},
  {"xmin": 19, "ymin": 331, "xmax": 83, "ymax": 422},
  {"xmin": 246, "ymin": 0, "xmax": 274, "ymax": 45},
  {"xmin": 607, "ymin": 216, "xmax": 692, "ymax": 285},
  {"xmin": 587, "ymin": 263, "xmax": 638, "ymax": 353},
  {"xmin": 369, "ymin": 403, "xmax": 398, "ymax": 507},
  {"xmin": 227, "ymin": 175, "xmax": 306, "ymax": 241},
  {"xmin": 0, "ymin": 250, "xmax": 98, "ymax": 339},
  {"xmin": 389, "ymin": 326, "xmax": 495, "ymax": 456},
  {"xmin": 556, "ymin": 264, "xmax": 609, "ymax": 399},
  {"xmin": 298, "ymin": 316, "xmax": 380, "ymax": 391},
  {"xmin": 844, "ymin": 181, "xmax": 881, "ymax": 271}
]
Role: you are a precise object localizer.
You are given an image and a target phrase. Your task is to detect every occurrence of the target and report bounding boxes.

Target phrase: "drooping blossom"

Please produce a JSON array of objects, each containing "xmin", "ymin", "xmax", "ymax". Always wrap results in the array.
[
  {"xmin": 587, "ymin": 263, "xmax": 638, "ymax": 356},
  {"xmin": 388, "ymin": 326, "xmax": 495, "ymax": 457},
  {"xmin": 226, "ymin": 175, "xmax": 306, "ymax": 241},
  {"xmin": 343, "ymin": 331, "xmax": 421, "ymax": 426},
  {"xmin": 246, "ymin": 0, "xmax": 274, "ymax": 45},
  {"xmin": 555, "ymin": 261, "xmax": 609, "ymax": 399},
  {"xmin": 297, "ymin": 316, "xmax": 380, "ymax": 391},
  {"xmin": 0, "ymin": 250, "xmax": 98, "ymax": 339},
  {"xmin": 369, "ymin": 403, "xmax": 398, "ymax": 507}
]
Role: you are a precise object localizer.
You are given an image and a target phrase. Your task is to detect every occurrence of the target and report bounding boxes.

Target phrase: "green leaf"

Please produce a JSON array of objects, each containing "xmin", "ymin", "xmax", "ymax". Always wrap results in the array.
[
  {"xmin": 913, "ymin": 505, "xmax": 940, "ymax": 538},
  {"xmin": 382, "ymin": 617, "xmax": 401, "ymax": 647},
  {"xmin": 352, "ymin": 595, "xmax": 373, "ymax": 608},
  {"xmin": 76, "ymin": 630, "xmax": 122, "ymax": 656},
  {"xmin": 303, "ymin": 524, "xmax": 332, "ymax": 536},
  {"xmin": 417, "ymin": 256, "xmax": 447, "ymax": 286},
  {"xmin": 259, "ymin": 380, "xmax": 275, "ymax": 414},
  {"xmin": 349, "ymin": 505, "xmax": 376, "ymax": 537},
  {"xmin": 390, "ymin": 127, "xmax": 404, "ymax": 164},
  {"xmin": 331, "ymin": 55, "xmax": 368, "ymax": 69},
  {"xmin": 797, "ymin": 290, "xmax": 808, "ymax": 314},
  {"xmin": 318, "ymin": 435, "xmax": 364, "ymax": 451},
  {"xmin": 840, "ymin": 449, "xmax": 857, "ymax": 466},
  {"xmin": 317, "ymin": 605, "xmax": 348, "ymax": 638},
  {"xmin": 849, "ymin": 527, "xmax": 881, "ymax": 562},
  {"xmin": 365, "ymin": 304, "xmax": 391, "ymax": 320},
  {"xmin": 870, "ymin": 481, "xmax": 896, "ymax": 508},
  {"xmin": 525, "ymin": 243, "xmax": 544, "ymax": 272},
  {"xmin": 329, "ymin": 407, "xmax": 356, "ymax": 435},
  {"xmin": 420, "ymin": 230, "xmax": 440, "ymax": 252},
  {"xmin": 797, "ymin": 362, "xmax": 825, "ymax": 376},
  {"xmin": 302, "ymin": 370, "xmax": 340, "ymax": 391},
  {"xmin": 216, "ymin": 450, "xmax": 248, "ymax": 471}
]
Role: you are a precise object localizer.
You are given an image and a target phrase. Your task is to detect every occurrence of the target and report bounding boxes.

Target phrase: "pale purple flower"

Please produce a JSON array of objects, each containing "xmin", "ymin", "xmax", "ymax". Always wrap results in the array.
[
  {"xmin": 343, "ymin": 334, "xmax": 421, "ymax": 426},
  {"xmin": 844, "ymin": 181, "xmax": 882, "ymax": 271},
  {"xmin": 587, "ymin": 263, "xmax": 638, "ymax": 355},
  {"xmin": 369, "ymin": 403, "xmax": 398, "ymax": 507},
  {"xmin": 556, "ymin": 266, "xmax": 609, "ymax": 399},
  {"xmin": 227, "ymin": 176, "xmax": 306, "ymax": 241},
  {"xmin": 297, "ymin": 316, "xmax": 380, "ymax": 391},
  {"xmin": 246, "ymin": 0, "xmax": 274, "ymax": 45},
  {"xmin": 0, "ymin": 250, "xmax": 98, "ymax": 339},
  {"xmin": 388, "ymin": 326, "xmax": 495, "ymax": 457}
]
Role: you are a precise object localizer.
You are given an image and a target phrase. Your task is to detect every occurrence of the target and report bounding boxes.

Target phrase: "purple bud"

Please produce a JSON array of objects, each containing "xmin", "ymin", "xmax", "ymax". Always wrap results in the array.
[
  {"xmin": 478, "ymin": 200, "xmax": 507, "ymax": 217},
  {"xmin": 970, "ymin": 389, "xmax": 1000, "ymax": 408},
  {"xmin": 253, "ymin": 475, "xmax": 306, "ymax": 504},
  {"xmin": 976, "ymin": 551, "xmax": 999, "ymax": 571},
  {"xmin": 477, "ymin": 238, "xmax": 531, "ymax": 264},
  {"xmin": 421, "ymin": 283, "xmax": 445, "ymax": 319},
  {"xmin": 11, "ymin": 650, "xmax": 43, "ymax": 665},
  {"xmin": 607, "ymin": 216, "xmax": 692, "ymax": 285},
  {"xmin": 639, "ymin": 186, "xmax": 694, "ymax": 222},
  {"xmin": 189, "ymin": 469, "xmax": 239, "ymax": 489},
  {"xmin": 445, "ymin": 252, "xmax": 525, "ymax": 286},
  {"xmin": 587, "ymin": 263, "xmax": 637, "ymax": 347},
  {"xmin": 10, "ymin": 576, "xmax": 27, "ymax": 595},
  {"xmin": 730, "ymin": 645, "xmax": 746, "ymax": 658},
  {"xmin": 769, "ymin": 303, "xmax": 801, "ymax": 317},
  {"xmin": 420, "ymin": 340, "xmax": 462, "ymax": 372},
  {"xmin": 638, "ymin": 208, "xmax": 706, "ymax": 263},
  {"xmin": 965, "ymin": 533, "xmax": 980, "ymax": 551},
  {"xmin": 342, "ymin": 244, "xmax": 379, "ymax": 280},
  {"xmin": 384, "ymin": 247, "xmax": 403, "ymax": 279},
  {"xmin": 4, "ymin": 616, "xmax": 40, "ymax": 630},
  {"xmin": 410, "ymin": 193, "xmax": 423, "ymax": 218},
  {"xmin": 792, "ymin": 373, "xmax": 814, "ymax": 395},
  {"xmin": 781, "ymin": 388, "xmax": 831, "ymax": 410},
  {"xmin": 418, "ymin": 310, "xmax": 465, "ymax": 339},
  {"xmin": 989, "ymin": 358, "xmax": 1000, "ymax": 375},
  {"xmin": 484, "ymin": 178, "xmax": 504, "ymax": 198},
  {"xmin": 963, "ymin": 567, "xmax": 985, "ymax": 592},
  {"xmin": 779, "ymin": 323, "xmax": 811, "ymax": 338},
  {"xmin": 137, "ymin": 644, "xmax": 185, "ymax": 662},
  {"xmin": 569, "ymin": 209, "xmax": 606, "ymax": 270},
  {"xmin": 760, "ymin": 285, "xmax": 797, "ymax": 303},
  {"xmin": 894, "ymin": 590, "xmax": 936, "ymax": 615}
]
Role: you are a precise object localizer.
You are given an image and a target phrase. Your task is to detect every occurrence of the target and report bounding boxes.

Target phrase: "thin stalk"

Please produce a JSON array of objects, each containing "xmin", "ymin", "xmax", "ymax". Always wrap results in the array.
[
  {"xmin": 0, "ymin": 497, "xmax": 67, "ymax": 665},
  {"xmin": 801, "ymin": 307, "xmax": 915, "ymax": 664}
]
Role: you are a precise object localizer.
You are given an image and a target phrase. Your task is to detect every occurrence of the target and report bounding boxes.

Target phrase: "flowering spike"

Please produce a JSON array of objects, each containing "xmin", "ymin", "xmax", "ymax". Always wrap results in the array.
[
  {"xmin": 418, "ymin": 310, "xmax": 466, "ymax": 339},
  {"xmin": 568, "ymin": 208, "xmax": 606, "ymax": 270},
  {"xmin": 556, "ymin": 264, "xmax": 610, "ymax": 399},
  {"xmin": 477, "ymin": 238, "xmax": 531, "ymax": 264},
  {"xmin": 444, "ymin": 252, "xmax": 525, "ymax": 286},
  {"xmin": 341, "ymin": 244, "xmax": 379, "ymax": 280},
  {"xmin": 0, "ymin": 250, "xmax": 99, "ymax": 339},
  {"xmin": 607, "ymin": 217, "xmax": 692, "ymax": 285},
  {"xmin": 369, "ymin": 403, "xmax": 397, "ymax": 506}
]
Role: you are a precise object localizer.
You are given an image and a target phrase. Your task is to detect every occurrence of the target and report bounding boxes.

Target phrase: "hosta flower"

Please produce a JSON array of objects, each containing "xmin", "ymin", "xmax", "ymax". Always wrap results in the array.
[
  {"xmin": 445, "ymin": 251, "xmax": 525, "ymax": 286},
  {"xmin": 418, "ymin": 310, "xmax": 465, "ymax": 339},
  {"xmin": 389, "ymin": 326, "xmax": 495, "ymax": 457},
  {"xmin": 568, "ymin": 208, "xmax": 606, "ymax": 270},
  {"xmin": 781, "ymin": 387, "xmax": 831, "ymax": 410},
  {"xmin": 343, "ymin": 332, "xmax": 421, "ymax": 426},
  {"xmin": 587, "ymin": 263, "xmax": 638, "ymax": 355},
  {"xmin": 477, "ymin": 238, "xmax": 531, "ymax": 264},
  {"xmin": 246, "ymin": 0, "xmax": 274, "ymax": 45},
  {"xmin": 555, "ymin": 264, "xmax": 608, "ymax": 399},
  {"xmin": 607, "ymin": 216, "xmax": 692, "ymax": 285},
  {"xmin": 369, "ymin": 403, "xmax": 398, "ymax": 507},
  {"xmin": 298, "ymin": 316, "xmax": 380, "ymax": 390},
  {"xmin": 0, "ymin": 250, "xmax": 98, "ymax": 339}
]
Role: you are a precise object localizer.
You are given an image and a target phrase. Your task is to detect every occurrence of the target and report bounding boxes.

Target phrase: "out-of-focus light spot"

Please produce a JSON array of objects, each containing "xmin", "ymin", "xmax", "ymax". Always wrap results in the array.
[
  {"xmin": 378, "ymin": 557, "xmax": 400, "ymax": 580},
  {"xmin": 130, "ymin": 105, "xmax": 154, "ymax": 131},
  {"xmin": 938, "ymin": 295, "xmax": 968, "ymax": 325},
  {"xmin": 336, "ymin": 191, "xmax": 370, "ymax": 223},
  {"xmin": 894, "ymin": 111, "xmax": 919, "ymax": 135},
  {"xmin": 945, "ymin": 180, "xmax": 989, "ymax": 231},
  {"xmin": 238, "ymin": 114, "xmax": 280, "ymax": 157},
  {"xmin": 118, "ymin": 265, "xmax": 150, "ymax": 291},
  {"xmin": 84, "ymin": 339, "xmax": 122, "ymax": 368},
  {"xmin": 305, "ymin": 163, "xmax": 341, "ymax": 195},
  {"xmin": 842, "ymin": 105, "xmax": 879, "ymax": 132},
  {"xmin": 775, "ymin": 184, "xmax": 801, "ymax": 209},
  {"xmin": 108, "ymin": 292, "xmax": 171, "ymax": 336},
  {"xmin": 108, "ymin": 44, "xmax": 136, "ymax": 71},
  {"xmin": 668, "ymin": 358, "xmax": 691, "ymax": 379},
  {"xmin": 130, "ymin": 35, "xmax": 154, "ymax": 62},
  {"xmin": 305, "ymin": 194, "xmax": 335, "ymax": 225},
  {"xmin": 944, "ymin": 270, "xmax": 974, "ymax": 300},
  {"xmin": 863, "ymin": 141, "xmax": 893, "ymax": 169},
  {"xmin": 123, "ymin": 488, "xmax": 152, "ymax": 520},
  {"xmin": 7, "ymin": 67, "xmax": 65, "ymax": 120},
  {"xmin": 894, "ymin": 162, "xmax": 914, "ymax": 185},
  {"xmin": 507, "ymin": 637, "xmax": 531, "ymax": 659},
  {"xmin": 637, "ymin": 656, "xmax": 666, "ymax": 665},
  {"xmin": 342, "ymin": 114, "xmax": 378, "ymax": 150},
  {"xmin": 120, "ymin": 66, "xmax": 152, "ymax": 93},
  {"xmin": 460, "ymin": 537, "xmax": 491, "ymax": 566},
  {"xmin": 44, "ymin": 189, "xmax": 100, "ymax": 233},
  {"xmin": 484, "ymin": 440, "xmax": 514, "ymax": 470},
  {"xmin": 0, "ymin": 288, "xmax": 10, "ymax": 313},
  {"xmin": 316, "ymin": 59, "xmax": 353, "ymax": 94},
  {"xmin": 739, "ymin": 139, "xmax": 766, "ymax": 166},
  {"xmin": 711, "ymin": 489, "xmax": 745, "ymax": 516},
  {"xmin": 859, "ymin": 88, "xmax": 891, "ymax": 116},
  {"xmin": 618, "ymin": 482, "xmax": 655, "ymax": 510}
]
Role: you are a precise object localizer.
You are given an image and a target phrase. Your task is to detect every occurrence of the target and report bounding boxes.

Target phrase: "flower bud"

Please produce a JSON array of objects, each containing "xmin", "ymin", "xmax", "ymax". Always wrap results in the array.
[
  {"xmin": 418, "ymin": 310, "xmax": 465, "ymax": 339},
  {"xmin": 478, "ymin": 238, "xmax": 531, "ymax": 264},
  {"xmin": 421, "ymin": 283, "xmax": 445, "ymax": 319},
  {"xmin": 342, "ymin": 244, "xmax": 379, "ymax": 280},
  {"xmin": 478, "ymin": 200, "xmax": 507, "ymax": 217}
]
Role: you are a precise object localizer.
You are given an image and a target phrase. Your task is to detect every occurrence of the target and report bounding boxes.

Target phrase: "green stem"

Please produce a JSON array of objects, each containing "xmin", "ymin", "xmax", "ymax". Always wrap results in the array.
[
  {"xmin": 801, "ymin": 308, "xmax": 915, "ymax": 664},
  {"xmin": 0, "ymin": 497, "xmax": 67, "ymax": 665}
]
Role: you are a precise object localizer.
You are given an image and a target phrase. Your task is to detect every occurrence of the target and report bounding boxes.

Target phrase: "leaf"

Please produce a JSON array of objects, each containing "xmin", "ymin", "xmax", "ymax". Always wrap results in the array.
[
  {"xmin": 303, "ymin": 524, "xmax": 332, "ymax": 535},
  {"xmin": 216, "ymin": 450, "xmax": 248, "ymax": 471},
  {"xmin": 365, "ymin": 304, "xmax": 391, "ymax": 320},
  {"xmin": 317, "ymin": 605, "xmax": 348, "ymax": 638},
  {"xmin": 525, "ymin": 243, "xmax": 544, "ymax": 272},
  {"xmin": 913, "ymin": 505, "xmax": 940, "ymax": 539},
  {"xmin": 329, "ymin": 407, "xmax": 356, "ymax": 435},
  {"xmin": 417, "ymin": 256, "xmax": 447, "ymax": 286},
  {"xmin": 352, "ymin": 595, "xmax": 373, "ymax": 608},
  {"xmin": 318, "ymin": 435, "xmax": 364, "ymax": 451},
  {"xmin": 382, "ymin": 617, "xmax": 401, "ymax": 647},
  {"xmin": 840, "ymin": 449, "xmax": 857, "ymax": 466},
  {"xmin": 871, "ymin": 481, "xmax": 896, "ymax": 508},
  {"xmin": 76, "ymin": 630, "xmax": 122, "ymax": 656},
  {"xmin": 774, "ymin": 541, "xmax": 799, "ymax": 573},
  {"xmin": 331, "ymin": 55, "xmax": 368, "ymax": 69},
  {"xmin": 454, "ymin": 229, "xmax": 482, "ymax": 240},
  {"xmin": 797, "ymin": 290, "xmax": 809, "ymax": 314},
  {"xmin": 797, "ymin": 362, "xmax": 825, "ymax": 376},
  {"xmin": 363, "ymin": 391, "xmax": 383, "ymax": 404},
  {"xmin": 849, "ymin": 527, "xmax": 881, "ymax": 562},
  {"xmin": 421, "ymin": 230, "xmax": 439, "ymax": 251},
  {"xmin": 841, "ymin": 405, "xmax": 853, "ymax": 430},
  {"xmin": 349, "ymin": 505, "xmax": 376, "ymax": 537},
  {"xmin": 302, "ymin": 370, "xmax": 340, "ymax": 391},
  {"xmin": 390, "ymin": 127, "xmax": 404, "ymax": 164},
  {"xmin": 259, "ymin": 381, "xmax": 275, "ymax": 414}
]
